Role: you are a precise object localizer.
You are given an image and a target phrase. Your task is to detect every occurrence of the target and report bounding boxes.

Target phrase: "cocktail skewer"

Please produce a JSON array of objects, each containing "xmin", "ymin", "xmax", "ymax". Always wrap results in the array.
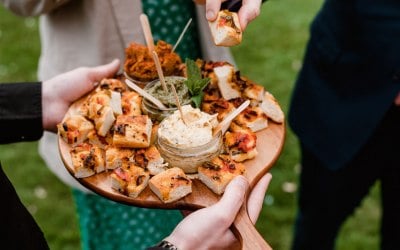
[
  {"xmin": 151, "ymin": 51, "xmax": 168, "ymax": 92},
  {"xmin": 140, "ymin": 14, "xmax": 155, "ymax": 53},
  {"xmin": 125, "ymin": 78, "xmax": 167, "ymax": 110},
  {"xmin": 213, "ymin": 99, "xmax": 250, "ymax": 136},
  {"xmin": 172, "ymin": 18, "xmax": 193, "ymax": 52},
  {"xmin": 152, "ymin": 51, "xmax": 187, "ymax": 124}
]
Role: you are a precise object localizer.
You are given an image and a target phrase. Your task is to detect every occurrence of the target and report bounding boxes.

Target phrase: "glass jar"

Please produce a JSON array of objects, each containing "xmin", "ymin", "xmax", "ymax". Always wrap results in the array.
[
  {"xmin": 123, "ymin": 71, "xmax": 149, "ymax": 88},
  {"xmin": 141, "ymin": 76, "xmax": 191, "ymax": 122},
  {"xmin": 155, "ymin": 131, "xmax": 223, "ymax": 173},
  {"xmin": 141, "ymin": 99, "xmax": 177, "ymax": 122}
]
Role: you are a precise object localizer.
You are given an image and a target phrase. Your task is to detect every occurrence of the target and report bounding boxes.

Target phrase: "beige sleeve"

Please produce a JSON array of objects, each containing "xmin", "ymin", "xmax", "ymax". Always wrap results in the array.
[{"xmin": 0, "ymin": 0, "xmax": 71, "ymax": 16}]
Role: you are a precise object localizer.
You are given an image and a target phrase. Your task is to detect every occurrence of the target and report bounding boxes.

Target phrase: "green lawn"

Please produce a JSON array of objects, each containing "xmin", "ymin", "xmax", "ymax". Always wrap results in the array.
[{"xmin": 0, "ymin": 1, "xmax": 380, "ymax": 249}]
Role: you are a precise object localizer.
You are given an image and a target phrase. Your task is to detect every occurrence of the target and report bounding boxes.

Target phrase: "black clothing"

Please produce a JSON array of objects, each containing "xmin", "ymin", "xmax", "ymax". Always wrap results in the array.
[
  {"xmin": 288, "ymin": 1, "xmax": 400, "ymax": 248},
  {"xmin": 292, "ymin": 105, "xmax": 400, "ymax": 250},
  {"xmin": 289, "ymin": 0, "xmax": 400, "ymax": 170},
  {"xmin": 0, "ymin": 163, "xmax": 49, "ymax": 250},
  {"xmin": 0, "ymin": 82, "xmax": 43, "ymax": 144},
  {"xmin": 0, "ymin": 82, "xmax": 49, "ymax": 249}
]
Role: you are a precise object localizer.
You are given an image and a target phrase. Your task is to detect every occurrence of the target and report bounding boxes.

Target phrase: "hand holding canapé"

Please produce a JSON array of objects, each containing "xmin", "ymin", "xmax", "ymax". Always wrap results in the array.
[{"xmin": 195, "ymin": 0, "xmax": 263, "ymax": 31}]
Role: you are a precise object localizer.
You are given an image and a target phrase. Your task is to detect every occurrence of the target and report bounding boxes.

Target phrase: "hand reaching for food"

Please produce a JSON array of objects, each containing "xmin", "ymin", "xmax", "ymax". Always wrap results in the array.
[{"xmin": 195, "ymin": 0, "xmax": 263, "ymax": 31}]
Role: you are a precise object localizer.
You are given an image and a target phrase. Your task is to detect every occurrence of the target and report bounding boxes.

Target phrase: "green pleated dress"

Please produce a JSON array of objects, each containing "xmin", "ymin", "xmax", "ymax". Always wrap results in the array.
[{"xmin": 73, "ymin": 1, "xmax": 202, "ymax": 249}]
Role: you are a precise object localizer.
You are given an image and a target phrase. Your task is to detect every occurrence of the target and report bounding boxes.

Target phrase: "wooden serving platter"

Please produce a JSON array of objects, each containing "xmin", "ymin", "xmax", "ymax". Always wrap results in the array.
[
  {"xmin": 59, "ymin": 120, "xmax": 284, "ymax": 250},
  {"xmin": 58, "ymin": 78, "xmax": 285, "ymax": 249},
  {"xmin": 59, "ymin": 122, "xmax": 284, "ymax": 209}
]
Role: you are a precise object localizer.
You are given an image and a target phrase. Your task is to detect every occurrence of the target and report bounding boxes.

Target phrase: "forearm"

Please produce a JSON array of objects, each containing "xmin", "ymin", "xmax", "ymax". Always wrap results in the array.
[
  {"xmin": 1, "ymin": 0, "xmax": 71, "ymax": 16},
  {"xmin": 0, "ymin": 82, "xmax": 43, "ymax": 144}
]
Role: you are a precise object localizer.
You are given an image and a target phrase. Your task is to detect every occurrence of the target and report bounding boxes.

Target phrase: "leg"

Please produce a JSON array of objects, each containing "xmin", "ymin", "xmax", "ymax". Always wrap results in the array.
[
  {"xmin": 381, "ymin": 164, "xmax": 400, "ymax": 250},
  {"xmin": 292, "ymin": 143, "xmax": 379, "ymax": 250},
  {"xmin": 292, "ymin": 105, "xmax": 400, "ymax": 250},
  {"xmin": 376, "ymin": 106, "xmax": 400, "ymax": 250}
]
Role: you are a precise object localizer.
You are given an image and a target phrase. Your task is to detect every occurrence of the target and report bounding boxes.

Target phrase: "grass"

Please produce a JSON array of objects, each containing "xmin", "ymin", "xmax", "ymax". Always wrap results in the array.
[{"xmin": 0, "ymin": 1, "xmax": 380, "ymax": 249}]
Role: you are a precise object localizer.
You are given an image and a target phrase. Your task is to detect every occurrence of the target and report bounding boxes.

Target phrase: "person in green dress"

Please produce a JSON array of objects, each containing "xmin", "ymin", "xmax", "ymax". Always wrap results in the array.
[{"xmin": 1, "ymin": 0, "xmax": 264, "ymax": 249}]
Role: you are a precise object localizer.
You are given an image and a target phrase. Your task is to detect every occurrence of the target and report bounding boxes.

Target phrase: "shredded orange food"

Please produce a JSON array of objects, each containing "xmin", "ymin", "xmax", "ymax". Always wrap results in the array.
[{"xmin": 124, "ymin": 40, "xmax": 184, "ymax": 82}]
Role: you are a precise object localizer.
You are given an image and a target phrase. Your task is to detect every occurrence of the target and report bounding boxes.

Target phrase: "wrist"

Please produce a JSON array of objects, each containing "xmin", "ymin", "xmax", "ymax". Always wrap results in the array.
[
  {"xmin": 41, "ymin": 81, "xmax": 52, "ymax": 131},
  {"xmin": 152, "ymin": 239, "xmax": 179, "ymax": 250},
  {"xmin": 164, "ymin": 233, "xmax": 195, "ymax": 250}
]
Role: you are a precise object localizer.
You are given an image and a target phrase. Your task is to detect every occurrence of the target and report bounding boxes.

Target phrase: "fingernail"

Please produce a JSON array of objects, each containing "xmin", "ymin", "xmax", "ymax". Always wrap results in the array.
[{"xmin": 206, "ymin": 9, "xmax": 214, "ymax": 20}]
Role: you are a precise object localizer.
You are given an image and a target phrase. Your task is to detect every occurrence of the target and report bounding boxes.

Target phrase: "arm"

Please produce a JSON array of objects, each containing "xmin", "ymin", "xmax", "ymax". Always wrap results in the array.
[
  {"xmin": 1, "ymin": 0, "xmax": 71, "ymax": 16},
  {"xmin": 0, "ymin": 82, "xmax": 43, "ymax": 143},
  {"xmin": 0, "ymin": 59, "xmax": 120, "ymax": 144},
  {"xmin": 149, "ymin": 173, "xmax": 272, "ymax": 250}
]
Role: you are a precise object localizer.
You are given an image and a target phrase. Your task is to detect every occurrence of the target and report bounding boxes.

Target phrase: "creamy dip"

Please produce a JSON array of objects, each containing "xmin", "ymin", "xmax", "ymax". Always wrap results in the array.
[
  {"xmin": 145, "ymin": 76, "xmax": 191, "ymax": 108},
  {"xmin": 158, "ymin": 105, "xmax": 218, "ymax": 148}
]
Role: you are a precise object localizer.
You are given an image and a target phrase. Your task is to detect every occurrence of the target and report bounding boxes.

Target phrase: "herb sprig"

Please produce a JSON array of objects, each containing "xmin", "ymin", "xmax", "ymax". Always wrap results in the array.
[{"xmin": 184, "ymin": 58, "xmax": 210, "ymax": 108}]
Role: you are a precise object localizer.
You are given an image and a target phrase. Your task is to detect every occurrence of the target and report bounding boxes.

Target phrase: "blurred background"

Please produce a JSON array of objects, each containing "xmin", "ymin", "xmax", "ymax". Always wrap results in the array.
[{"xmin": 0, "ymin": 1, "xmax": 381, "ymax": 249}]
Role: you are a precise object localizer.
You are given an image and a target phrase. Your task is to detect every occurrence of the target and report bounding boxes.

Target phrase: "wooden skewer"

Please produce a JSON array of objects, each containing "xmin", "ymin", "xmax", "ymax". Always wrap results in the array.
[
  {"xmin": 213, "ymin": 100, "xmax": 250, "ymax": 136},
  {"xmin": 172, "ymin": 18, "xmax": 193, "ymax": 52},
  {"xmin": 124, "ymin": 79, "xmax": 167, "ymax": 110},
  {"xmin": 170, "ymin": 82, "xmax": 187, "ymax": 125},
  {"xmin": 151, "ymin": 51, "xmax": 187, "ymax": 125},
  {"xmin": 140, "ymin": 14, "xmax": 155, "ymax": 53},
  {"xmin": 151, "ymin": 51, "xmax": 168, "ymax": 92}
]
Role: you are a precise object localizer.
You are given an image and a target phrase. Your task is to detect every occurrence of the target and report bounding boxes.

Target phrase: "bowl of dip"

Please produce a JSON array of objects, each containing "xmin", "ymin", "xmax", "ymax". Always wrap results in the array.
[
  {"xmin": 124, "ymin": 40, "xmax": 184, "ymax": 87},
  {"xmin": 141, "ymin": 76, "xmax": 192, "ymax": 122},
  {"xmin": 156, "ymin": 105, "xmax": 223, "ymax": 173}
]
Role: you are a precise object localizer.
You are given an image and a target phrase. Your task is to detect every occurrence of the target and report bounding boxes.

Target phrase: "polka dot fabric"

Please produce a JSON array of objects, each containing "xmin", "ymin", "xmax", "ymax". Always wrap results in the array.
[
  {"xmin": 74, "ymin": 190, "xmax": 182, "ymax": 250},
  {"xmin": 73, "ymin": 2, "xmax": 204, "ymax": 249},
  {"xmin": 142, "ymin": 0, "xmax": 202, "ymax": 60}
]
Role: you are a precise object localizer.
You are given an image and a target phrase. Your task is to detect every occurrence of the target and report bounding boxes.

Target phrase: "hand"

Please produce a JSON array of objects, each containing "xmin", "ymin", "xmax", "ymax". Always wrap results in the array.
[
  {"xmin": 202, "ymin": 0, "xmax": 263, "ymax": 31},
  {"xmin": 164, "ymin": 173, "xmax": 272, "ymax": 250},
  {"xmin": 41, "ymin": 59, "xmax": 120, "ymax": 131},
  {"xmin": 395, "ymin": 92, "xmax": 400, "ymax": 106}
]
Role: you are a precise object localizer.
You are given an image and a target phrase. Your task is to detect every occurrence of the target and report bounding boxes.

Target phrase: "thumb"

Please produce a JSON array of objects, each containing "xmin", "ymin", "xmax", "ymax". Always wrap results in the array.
[
  {"xmin": 214, "ymin": 175, "xmax": 249, "ymax": 220},
  {"xmin": 247, "ymin": 173, "xmax": 272, "ymax": 224},
  {"xmin": 205, "ymin": 0, "xmax": 221, "ymax": 21},
  {"xmin": 87, "ymin": 59, "xmax": 121, "ymax": 83}
]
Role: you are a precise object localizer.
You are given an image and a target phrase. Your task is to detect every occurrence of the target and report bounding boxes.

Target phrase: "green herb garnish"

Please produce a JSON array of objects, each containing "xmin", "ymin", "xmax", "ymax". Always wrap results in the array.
[{"xmin": 184, "ymin": 58, "xmax": 210, "ymax": 108}]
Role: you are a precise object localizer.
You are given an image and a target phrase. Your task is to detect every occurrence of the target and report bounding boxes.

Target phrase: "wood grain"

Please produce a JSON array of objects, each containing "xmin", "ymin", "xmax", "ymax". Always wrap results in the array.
[
  {"xmin": 58, "ymin": 83, "xmax": 285, "ymax": 249},
  {"xmin": 59, "ymin": 122, "xmax": 284, "ymax": 209}
]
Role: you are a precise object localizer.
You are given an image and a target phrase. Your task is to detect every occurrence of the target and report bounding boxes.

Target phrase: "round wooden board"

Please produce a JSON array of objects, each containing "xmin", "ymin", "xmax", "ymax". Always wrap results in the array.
[{"xmin": 58, "ymin": 121, "xmax": 285, "ymax": 210}]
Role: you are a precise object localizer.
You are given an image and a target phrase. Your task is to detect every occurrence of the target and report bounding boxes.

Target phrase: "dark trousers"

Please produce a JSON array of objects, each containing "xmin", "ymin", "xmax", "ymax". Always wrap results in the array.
[{"xmin": 292, "ymin": 105, "xmax": 400, "ymax": 250}]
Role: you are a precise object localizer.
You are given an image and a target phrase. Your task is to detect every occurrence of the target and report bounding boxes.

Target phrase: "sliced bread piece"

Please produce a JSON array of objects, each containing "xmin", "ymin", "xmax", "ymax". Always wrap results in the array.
[
  {"xmin": 113, "ymin": 115, "xmax": 152, "ymax": 148},
  {"xmin": 149, "ymin": 167, "xmax": 192, "ymax": 203},
  {"xmin": 110, "ymin": 162, "xmax": 150, "ymax": 198},
  {"xmin": 198, "ymin": 154, "xmax": 245, "ymax": 195},
  {"xmin": 70, "ymin": 143, "xmax": 105, "ymax": 178},
  {"xmin": 260, "ymin": 91, "xmax": 285, "ymax": 123},
  {"xmin": 213, "ymin": 64, "xmax": 241, "ymax": 100},
  {"xmin": 208, "ymin": 10, "xmax": 242, "ymax": 47}
]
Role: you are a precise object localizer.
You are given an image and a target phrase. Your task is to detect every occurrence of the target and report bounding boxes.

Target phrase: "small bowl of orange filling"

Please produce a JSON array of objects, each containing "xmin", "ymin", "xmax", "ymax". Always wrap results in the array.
[{"xmin": 124, "ymin": 40, "xmax": 184, "ymax": 87}]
